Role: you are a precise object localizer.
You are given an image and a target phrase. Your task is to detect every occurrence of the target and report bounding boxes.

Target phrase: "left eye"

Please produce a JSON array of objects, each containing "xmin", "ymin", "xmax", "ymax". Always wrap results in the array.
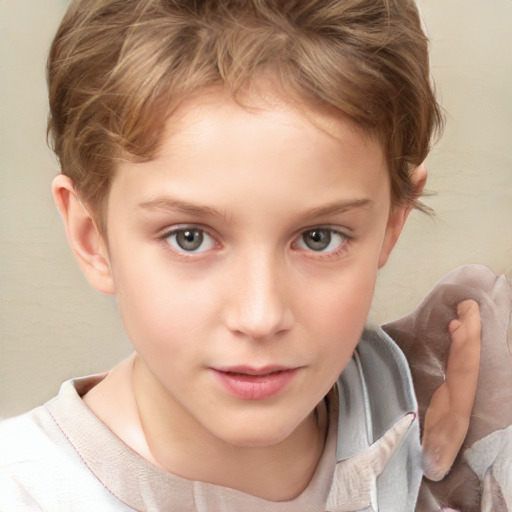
[
  {"xmin": 165, "ymin": 228, "xmax": 215, "ymax": 253},
  {"xmin": 295, "ymin": 228, "xmax": 346, "ymax": 253}
]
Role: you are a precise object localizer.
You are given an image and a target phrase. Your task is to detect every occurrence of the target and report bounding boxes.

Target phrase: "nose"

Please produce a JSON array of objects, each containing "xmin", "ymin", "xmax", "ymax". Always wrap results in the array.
[{"xmin": 223, "ymin": 251, "xmax": 294, "ymax": 341}]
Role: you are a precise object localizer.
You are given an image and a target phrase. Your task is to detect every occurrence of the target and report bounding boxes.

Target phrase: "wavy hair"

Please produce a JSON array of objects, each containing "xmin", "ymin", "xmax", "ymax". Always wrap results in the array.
[{"xmin": 47, "ymin": 0, "xmax": 443, "ymax": 223}]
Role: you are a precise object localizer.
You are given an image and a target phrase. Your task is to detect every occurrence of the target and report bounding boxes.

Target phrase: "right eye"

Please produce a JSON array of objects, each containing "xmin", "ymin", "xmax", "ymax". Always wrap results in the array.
[
  {"xmin": 165, "ymin": 227, "xmax": 216, "ymax": 253},
  {"xmin": 295, "ymin": 228, "xmax": 348, "ymax": 253}
]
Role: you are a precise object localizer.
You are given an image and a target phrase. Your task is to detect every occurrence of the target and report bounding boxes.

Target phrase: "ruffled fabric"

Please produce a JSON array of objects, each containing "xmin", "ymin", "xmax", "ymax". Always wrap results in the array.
[{"xmin": 383, "ymin": 264, "xmax": 512, "ymax": 512}]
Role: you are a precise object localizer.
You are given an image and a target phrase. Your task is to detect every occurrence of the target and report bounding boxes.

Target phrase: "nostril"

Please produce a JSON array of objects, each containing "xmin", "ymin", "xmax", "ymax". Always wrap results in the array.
[{"xmin": 225, "ymin": 301, "xmax": 294, "ymax": 341}]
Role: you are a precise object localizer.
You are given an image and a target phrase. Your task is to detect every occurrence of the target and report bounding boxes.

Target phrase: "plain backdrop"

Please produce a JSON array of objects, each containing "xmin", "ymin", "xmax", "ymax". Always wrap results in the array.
[{"xmin": 1, "ymin": 0, "xmax": 511, "ymax": 418}]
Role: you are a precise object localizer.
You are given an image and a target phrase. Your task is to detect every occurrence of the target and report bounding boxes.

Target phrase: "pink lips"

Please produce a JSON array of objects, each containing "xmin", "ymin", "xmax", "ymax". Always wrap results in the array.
[{"xmin": 211, "ymin": 366, "xmax": 297, "ymax": 400}]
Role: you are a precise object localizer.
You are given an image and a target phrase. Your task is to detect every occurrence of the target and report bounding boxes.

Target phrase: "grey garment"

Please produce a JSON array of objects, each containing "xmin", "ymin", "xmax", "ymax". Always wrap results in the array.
[
  {"xmin": 327, "ymin": 328, "xmax": 422, "ymax": 512},
  {"xmin": 0, "ymin": 328, "xmax": 421, "ymax": 512}
]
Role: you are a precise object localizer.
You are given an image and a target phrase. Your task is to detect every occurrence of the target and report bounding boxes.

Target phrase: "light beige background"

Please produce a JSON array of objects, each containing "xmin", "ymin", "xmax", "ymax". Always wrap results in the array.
[{"xmin": 1, "ymin": 0, "xmax": 511, "ymax": 418}]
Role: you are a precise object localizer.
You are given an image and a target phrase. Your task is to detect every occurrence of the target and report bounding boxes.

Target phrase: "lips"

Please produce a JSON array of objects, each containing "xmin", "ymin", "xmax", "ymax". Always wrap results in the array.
[{"xmin": 210, "ymin": 366, "xmax": 298, "ymax": 400}]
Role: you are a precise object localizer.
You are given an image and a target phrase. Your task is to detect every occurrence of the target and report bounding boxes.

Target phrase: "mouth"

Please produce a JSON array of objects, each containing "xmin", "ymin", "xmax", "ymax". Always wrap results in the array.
[{"xmin": 210, "ymin": 366, "xmax": 298, "ymax": 400}]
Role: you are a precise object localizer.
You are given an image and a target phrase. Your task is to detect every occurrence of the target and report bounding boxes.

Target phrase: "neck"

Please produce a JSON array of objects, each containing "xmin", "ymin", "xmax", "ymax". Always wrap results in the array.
[{"xmin": 131, "ymin": 355, "xmax": 328, "ymax": 501}]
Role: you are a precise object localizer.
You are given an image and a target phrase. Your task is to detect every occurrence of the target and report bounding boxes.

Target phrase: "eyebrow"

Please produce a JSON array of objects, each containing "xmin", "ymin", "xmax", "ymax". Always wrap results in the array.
[
  {"xmin": 138, "ymin": 197, "xmax": 373, "ymax": 219},
  {"xmin": 138, "ymin": 198, "xmax": 225, "ymax": 218},
  {"xmin": 302, "ymin": 198, "xmax": 373, "ymax": 218}
]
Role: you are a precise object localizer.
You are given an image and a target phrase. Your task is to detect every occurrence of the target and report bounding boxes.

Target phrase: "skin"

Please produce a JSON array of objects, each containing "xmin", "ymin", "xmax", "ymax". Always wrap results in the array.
[
  {"xmin": 387, "ymin": 287, "xmax": 484, "ymax": 512},
  {"xmin": 422, "ymin": 299, "xmax": 481, "ymax": 482},
  {"xmin": 52, "ymin": 87, "xmax": 476, "ymax": 502}
]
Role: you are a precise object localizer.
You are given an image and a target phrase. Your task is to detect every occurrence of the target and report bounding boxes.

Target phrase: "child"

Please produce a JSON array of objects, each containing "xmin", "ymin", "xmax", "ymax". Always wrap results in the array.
[{"xmin": 0, "ymin": 0, "xmax": 483, "ymax": 510}]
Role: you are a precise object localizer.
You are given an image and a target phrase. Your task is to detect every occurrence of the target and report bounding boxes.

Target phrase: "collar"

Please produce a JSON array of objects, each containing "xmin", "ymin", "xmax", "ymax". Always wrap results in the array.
[{"xmin": 327, "ymin": 327, "xmax": 422, "ymax": 512}]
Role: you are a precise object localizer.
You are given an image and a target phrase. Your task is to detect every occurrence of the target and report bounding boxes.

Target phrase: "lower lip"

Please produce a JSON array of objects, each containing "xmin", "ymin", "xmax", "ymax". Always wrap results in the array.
[{"xmin": 211, "ymin": 369, "xmax": 297, "ymax": 400}]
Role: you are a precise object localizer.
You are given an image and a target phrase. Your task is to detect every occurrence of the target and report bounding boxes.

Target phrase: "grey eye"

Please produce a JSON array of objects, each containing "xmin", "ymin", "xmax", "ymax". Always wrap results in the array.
[
  {"xmin": 296, "ymin": 228, "xmax": 347, "ymax": 253},
  {"xmin": 301, "ymin": 229, "xmax": 332, "ymax": 251},
  {"xmin": 176, "ymin": 229, "xmax": 203, "ymax": 251},
  {"xmin": 166, "ymin": 228, "xmax": 215, "ymax": 253}
]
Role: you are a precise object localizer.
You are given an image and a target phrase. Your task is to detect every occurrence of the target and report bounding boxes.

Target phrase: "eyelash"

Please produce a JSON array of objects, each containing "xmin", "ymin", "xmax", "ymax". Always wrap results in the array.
[
  {"xmin": 292, "ymin": 227, "xmax": 352, "ymax": 259},
  {"xmin": 160, "ymin": 226, "xmax": 218, "ymax": 257},
  {"xmin": 158, "ymin": 225, "xmax": 352, "ymax": 260}
]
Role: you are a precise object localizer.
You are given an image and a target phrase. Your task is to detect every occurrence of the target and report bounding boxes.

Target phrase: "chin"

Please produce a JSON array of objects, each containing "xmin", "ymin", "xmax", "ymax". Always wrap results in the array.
[
  {"xmin": 212, "ymin": 418, "xmax": 298, "ymax": 449},
  {"xmin": 224, "ymin": 435, "xmax": 289, "ymax": 450}
]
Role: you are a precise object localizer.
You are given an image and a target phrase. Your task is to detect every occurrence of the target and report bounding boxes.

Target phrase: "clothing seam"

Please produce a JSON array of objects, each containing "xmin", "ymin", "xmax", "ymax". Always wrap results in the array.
[
  {"xmin": 353, "ymin": 349, "xmax": 373, "ymax": 445},
  {"xmin": 43, "ymin": 404, "xmax": 141, "ymax": 512}
]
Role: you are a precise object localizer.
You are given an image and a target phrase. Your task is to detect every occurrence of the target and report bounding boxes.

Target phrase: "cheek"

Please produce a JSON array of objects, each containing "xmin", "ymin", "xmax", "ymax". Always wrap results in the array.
[
  {"xmin": 111, "ymin": 255, "xmax": 217, "ymax": 359},
  {"xmin": 301, "ymin": 264, "xmax": 378, "ymax": 348},
  {"xmin": 291, "ymin": 266, "xmax": 378, "ymax": 403}
]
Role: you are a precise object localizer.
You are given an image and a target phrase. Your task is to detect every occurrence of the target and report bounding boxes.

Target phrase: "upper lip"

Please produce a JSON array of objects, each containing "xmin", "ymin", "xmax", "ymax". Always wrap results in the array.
[{"xmin": 211, "ymin": 365, "xmax": 295, "ymax": 376}]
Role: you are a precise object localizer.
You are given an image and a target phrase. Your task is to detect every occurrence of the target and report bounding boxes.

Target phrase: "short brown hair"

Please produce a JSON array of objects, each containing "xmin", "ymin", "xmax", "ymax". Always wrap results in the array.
[{"xmin": 47, "ymin": 0, "xmax": 442, "ymax": 222}]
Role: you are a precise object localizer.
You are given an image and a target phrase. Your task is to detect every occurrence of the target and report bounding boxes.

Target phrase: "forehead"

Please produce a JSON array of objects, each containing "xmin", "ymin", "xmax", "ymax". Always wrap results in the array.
[
  {"xmin": 108, "ymin": 88, "xmax": 391, "ymax": 221},
  {"xmin": 165, "ymin": 85, "xmax": 377, "ymax": 155}
]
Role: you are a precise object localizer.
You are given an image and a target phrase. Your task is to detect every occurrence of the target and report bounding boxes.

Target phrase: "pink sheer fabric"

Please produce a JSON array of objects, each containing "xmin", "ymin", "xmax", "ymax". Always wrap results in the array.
[{"xmin": 383, "ymin": 264, "xmax": 512, "ymax": 512}]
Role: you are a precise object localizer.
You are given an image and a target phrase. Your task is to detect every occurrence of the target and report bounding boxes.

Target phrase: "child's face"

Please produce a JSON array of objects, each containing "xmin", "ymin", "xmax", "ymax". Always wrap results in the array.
[{"xmin": 99, "ymin": 89, "xmax": 406, "ymax": 448}]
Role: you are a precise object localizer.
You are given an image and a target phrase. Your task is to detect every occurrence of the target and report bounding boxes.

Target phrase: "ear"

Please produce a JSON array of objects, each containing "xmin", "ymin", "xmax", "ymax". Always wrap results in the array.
[
  {"xmin": 52, "ymin": 174, "xmax": 116, "ymax": 295},
  {"xmin": 378, "ymin": 164, "xmax": 427, "ymax": 268}
]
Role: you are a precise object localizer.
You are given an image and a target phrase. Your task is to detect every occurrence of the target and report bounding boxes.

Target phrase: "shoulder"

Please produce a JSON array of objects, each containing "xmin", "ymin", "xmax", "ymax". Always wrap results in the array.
[
  {"xmin": 0, "ymin": 378, "xmax": 131, "ymax": 512},
  {"xmin": 0, "ymin": 405, "xmax": 77, "ymax": 511},
  {"xmin": 0, "ymin": 405, "xmax": 67, "ymax": 468}
]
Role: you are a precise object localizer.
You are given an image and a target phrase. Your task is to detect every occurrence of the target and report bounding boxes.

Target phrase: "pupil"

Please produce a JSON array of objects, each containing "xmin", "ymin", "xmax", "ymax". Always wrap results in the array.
[
  {"xmin": 305, "ymin": 229, "xmax": 331, "ymax": 251},
  {"xmin": 177, "ymin": 229, "xmax": 203, "ymax": 251}
]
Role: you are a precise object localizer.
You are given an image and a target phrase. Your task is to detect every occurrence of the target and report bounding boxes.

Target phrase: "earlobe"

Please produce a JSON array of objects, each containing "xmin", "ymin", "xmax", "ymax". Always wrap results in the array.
[
  {"xmin": 378, "ymin": 163, "xmax": 427, "ymax": 268},
  {"xmin": 52, "ymin": 175, "xmax": 115, "ymax": 295}
]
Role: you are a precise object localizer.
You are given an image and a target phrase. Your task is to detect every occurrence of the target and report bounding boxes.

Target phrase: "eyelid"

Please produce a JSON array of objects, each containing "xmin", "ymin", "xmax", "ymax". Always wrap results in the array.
[
  {"xmin": 160, "ymin": 224, "xmax": 219, "ymax": 255},
  {"xmin": 292, "ymin": 226, "xmax": 352, "ymax": 256}
]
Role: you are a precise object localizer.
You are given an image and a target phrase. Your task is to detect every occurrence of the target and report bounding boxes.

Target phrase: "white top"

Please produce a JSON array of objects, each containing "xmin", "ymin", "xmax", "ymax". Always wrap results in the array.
[{"xmin": 0, "ymin": 328, "xmax": 422, "ymax": 512}]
